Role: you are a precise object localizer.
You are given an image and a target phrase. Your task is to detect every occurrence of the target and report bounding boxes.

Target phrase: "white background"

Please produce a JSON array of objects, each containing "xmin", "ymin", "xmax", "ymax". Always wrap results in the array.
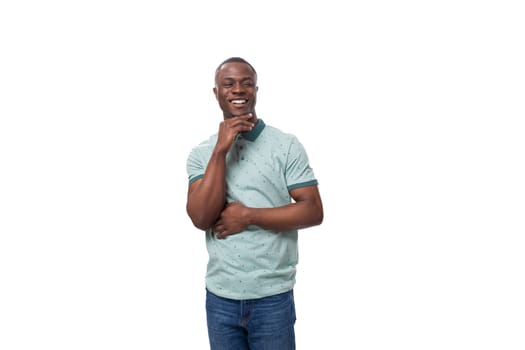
[{"xmin": 1, "ymin": 1, "xmax": 524, "ymax": 349}]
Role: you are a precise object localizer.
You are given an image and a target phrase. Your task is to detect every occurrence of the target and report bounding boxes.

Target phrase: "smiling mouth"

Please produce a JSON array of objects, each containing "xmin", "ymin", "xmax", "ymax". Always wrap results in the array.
[{"xmin": 229, "ymin": 99, "xmax": 248, "ymax": 105}]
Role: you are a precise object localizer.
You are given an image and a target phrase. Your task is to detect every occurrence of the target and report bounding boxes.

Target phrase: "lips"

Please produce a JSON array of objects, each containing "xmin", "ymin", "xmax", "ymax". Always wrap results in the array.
[{"xmin": 229, "ymin": 99, "xmax": 248, "ymax": 105}]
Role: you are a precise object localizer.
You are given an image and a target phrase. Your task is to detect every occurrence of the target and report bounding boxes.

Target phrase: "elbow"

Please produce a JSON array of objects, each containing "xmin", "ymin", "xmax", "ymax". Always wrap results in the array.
[
  {"xmin": 301, "ymin": 200, "xmax": 323, "ymax": 228},
  {"xmin": 189, "ymin": 216, "xmax": 213, "ymax": 231},
  {"xmin": 190, "ymin": 216, "xmax": 211, "ymax": 231},
  {"xmin": 314, "ymin": 208, "xmax": 324, "ymax": 226},
  {"xmin": 307, "ymin": 204, "xmax": 324, "ymax": 227},
  {"xmin": 312, "ymin": 203, "xmax": 324, "ymax": 226},
  {"xmin": 186, "ymin": 206, "xmax": 213, "ymax": 231},
  {"xmin": 190, "ymin": 216, "xmax": 213, "ymax": 231},
  {"xmin": 193, "ymin": 221, "xmax": 212, "ymax": 231}
]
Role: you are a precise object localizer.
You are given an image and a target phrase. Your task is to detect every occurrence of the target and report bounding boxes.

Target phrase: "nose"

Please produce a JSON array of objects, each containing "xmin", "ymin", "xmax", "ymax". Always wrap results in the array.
[{"xmin": 231, "ymin": 82, "xmax": 245, "ymax": 94}]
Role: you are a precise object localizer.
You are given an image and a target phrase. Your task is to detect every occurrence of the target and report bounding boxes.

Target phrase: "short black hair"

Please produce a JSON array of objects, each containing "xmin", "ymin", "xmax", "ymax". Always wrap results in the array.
[{"xmin": 215, "ymin": 57, "xmax": 257, "ymax": 77}]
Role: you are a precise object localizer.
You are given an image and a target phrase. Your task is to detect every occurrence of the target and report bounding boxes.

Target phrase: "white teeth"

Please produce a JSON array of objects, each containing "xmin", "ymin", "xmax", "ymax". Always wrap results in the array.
[{"xmin": 231, "ymin": 100, "xmax": 247, "ymax": 104}]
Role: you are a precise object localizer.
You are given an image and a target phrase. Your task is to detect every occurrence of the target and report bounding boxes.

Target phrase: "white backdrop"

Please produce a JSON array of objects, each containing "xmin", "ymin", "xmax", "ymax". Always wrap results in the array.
[{"xmin": 1, "ymin": 1, "xmax": 524, "ymax": 349}]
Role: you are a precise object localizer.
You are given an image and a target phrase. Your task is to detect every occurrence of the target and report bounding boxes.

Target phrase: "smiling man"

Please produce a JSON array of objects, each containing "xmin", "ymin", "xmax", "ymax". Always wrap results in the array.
[{"xmin": 186, "ymin": 57, "xmax": 323, "ymax": 350}]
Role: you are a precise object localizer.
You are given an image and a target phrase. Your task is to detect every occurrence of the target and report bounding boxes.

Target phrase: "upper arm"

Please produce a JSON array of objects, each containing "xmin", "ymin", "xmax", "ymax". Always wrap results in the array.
[
  {"xmin": 187, "ymin": 178, "xmax": 202, "ymax": 198},
  {"xmin": 289, "ymin": 185, "xmax": 324, "ymax": 226},
  {"xmin": 283, "ymin": 134, "xmax": 322, "ymax": 212},
  {"xmin": 290, "ymin": 185, "xmax": 322, "ymax": 206}
]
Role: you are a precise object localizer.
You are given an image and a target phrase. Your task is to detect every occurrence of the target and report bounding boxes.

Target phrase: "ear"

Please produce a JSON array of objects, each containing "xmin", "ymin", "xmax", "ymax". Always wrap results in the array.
[{"xmin": 213, "ymin": 87, "xmax": 218, "ymax": 100}]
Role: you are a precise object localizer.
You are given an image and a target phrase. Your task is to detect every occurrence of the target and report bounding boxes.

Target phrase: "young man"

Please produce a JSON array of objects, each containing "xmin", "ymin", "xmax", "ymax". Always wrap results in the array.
[{"xmin": 186, "ymin": 57, "xmax": 323, "ymax": 349}]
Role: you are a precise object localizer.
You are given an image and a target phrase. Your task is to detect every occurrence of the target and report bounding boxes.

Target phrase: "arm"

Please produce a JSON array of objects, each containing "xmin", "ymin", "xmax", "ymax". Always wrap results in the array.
[
  {"xmin": 185, "ymin": 157, "xmax": 226, "ymax": 231},
  {"xmin": 186, "ymin": 114, "xmax": 254, "ymax": 230},
  {"xmin": 213, "ymin": 185, "xmax": 323, "ymax": 239}
]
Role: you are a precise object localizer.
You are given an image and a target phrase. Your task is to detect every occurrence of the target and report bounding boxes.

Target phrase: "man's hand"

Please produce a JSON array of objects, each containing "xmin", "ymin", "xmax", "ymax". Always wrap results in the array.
[
  {"xmin": 213, "ymin": 202, "xmax": 250, "ymax": 239},
  {"xmin": 215, "ymin": 114, "xmax": 254, "ymax": 154}
]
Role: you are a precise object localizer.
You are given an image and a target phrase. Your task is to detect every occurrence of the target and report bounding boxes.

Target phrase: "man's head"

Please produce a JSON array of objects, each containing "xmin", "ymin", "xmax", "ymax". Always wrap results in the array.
[{"xmin": 214, "ymin": 57, "xmax": 258, "ymax": 119}]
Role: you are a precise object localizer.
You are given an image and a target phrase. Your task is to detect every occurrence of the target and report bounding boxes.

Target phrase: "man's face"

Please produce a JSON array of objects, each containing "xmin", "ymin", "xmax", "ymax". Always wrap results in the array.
[{"xmin": 214, "ymin": 62, "xmax": 258, "ymax": 119}]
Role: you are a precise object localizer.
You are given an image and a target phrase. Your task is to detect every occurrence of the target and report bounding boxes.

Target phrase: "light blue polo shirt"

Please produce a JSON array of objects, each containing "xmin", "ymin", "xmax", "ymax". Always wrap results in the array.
[{"xmin": 187, "ymin": 119, "xmax": 318, "ymax": 300}]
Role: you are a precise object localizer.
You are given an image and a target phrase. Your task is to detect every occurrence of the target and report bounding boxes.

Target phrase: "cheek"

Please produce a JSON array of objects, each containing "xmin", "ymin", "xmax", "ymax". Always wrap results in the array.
[{"xmin": 215, "ymin": 93, "xmax": 224, "ymax": 103}]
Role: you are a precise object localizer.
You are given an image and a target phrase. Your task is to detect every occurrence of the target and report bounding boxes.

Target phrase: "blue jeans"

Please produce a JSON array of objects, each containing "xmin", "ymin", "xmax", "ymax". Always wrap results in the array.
[{"xmin": 206, "ymin": 289, "xmax": 296, "ymax": 350}]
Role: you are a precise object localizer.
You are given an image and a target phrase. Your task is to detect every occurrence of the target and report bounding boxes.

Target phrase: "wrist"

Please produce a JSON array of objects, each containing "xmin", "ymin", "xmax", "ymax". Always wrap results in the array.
[
  {"xmin": 211, "ymin": 146, "xmax": 228, "ymax": 158},
  {"xmin": 244, "ymin": 207, "xmax": 258, "ymax": 227}
]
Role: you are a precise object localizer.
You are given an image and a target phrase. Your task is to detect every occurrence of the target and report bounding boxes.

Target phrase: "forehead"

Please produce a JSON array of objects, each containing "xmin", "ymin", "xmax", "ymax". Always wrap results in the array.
[{"xmin": 216, "ymin": 62, "xmax": 256, "ymax": 81}]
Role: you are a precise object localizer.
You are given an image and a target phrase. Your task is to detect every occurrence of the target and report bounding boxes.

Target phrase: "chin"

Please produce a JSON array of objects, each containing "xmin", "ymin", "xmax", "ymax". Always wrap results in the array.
[{"xmin": 231, "ymin": 110, "xmax": 250, "ymax": 117}]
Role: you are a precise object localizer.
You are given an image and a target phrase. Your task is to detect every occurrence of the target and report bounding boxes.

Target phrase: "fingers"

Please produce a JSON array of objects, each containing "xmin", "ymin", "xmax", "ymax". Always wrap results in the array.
[
  {"xmin": 213, "ymin": 227, "xmax": 230, "ymax": 239},
  {"xmin": 215, "ymin": 115, "xmax": 254, "ymax": 152},
  {"xmin": 216, "ymin": 231, "xmax": 230, "ymax": 239},
  {"xmin": 212, "ymin": 221, "xmax": 225, "ymax": 238},
  {"xmin": 213, "ymin": 223, "xmax": 224, "ymax": 233},
  {"xmin": 232, "ymin": 113, "xmax": 253, "ymax": 120},
  {"xmin": 223, "ymin": 114, "xmax": 254, "ymax": 133}
]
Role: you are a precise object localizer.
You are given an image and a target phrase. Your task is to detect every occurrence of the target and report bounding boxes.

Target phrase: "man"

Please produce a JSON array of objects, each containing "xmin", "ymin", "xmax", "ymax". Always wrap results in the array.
[{"xmin": 186, "ymin": 57, "xmax": 323, "ymax": 349}]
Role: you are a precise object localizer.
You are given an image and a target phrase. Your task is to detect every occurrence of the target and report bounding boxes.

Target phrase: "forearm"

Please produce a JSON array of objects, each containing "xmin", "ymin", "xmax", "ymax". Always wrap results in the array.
[
  {"xmin": 186, "ymin": 151, "xmax": 227, "ymax": 230},
  {"xmin": 246, "ymin": 200, "xmax": 323, "ymax": 232}
]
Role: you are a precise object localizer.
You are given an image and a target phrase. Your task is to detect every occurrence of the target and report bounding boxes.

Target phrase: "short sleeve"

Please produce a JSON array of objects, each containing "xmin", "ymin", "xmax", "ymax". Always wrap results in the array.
[
  {"xmin": 285, "ymin": 136, "xmax": 318, "ymax": 191},
  {"xmin": 186, "ymin": 147, "xmax": 205, "ymax": 184}
]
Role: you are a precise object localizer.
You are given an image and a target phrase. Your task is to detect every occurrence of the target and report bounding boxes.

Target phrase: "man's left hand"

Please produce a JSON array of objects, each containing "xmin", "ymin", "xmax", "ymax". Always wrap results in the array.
[{"xmin": 213, "ymin": 202, "xmax": 250, "ymax": 239}]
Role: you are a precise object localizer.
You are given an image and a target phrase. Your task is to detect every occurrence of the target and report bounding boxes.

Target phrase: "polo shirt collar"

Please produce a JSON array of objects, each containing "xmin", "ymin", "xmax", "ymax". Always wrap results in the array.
[{"xmin": 240, "ymin": 119, "xmax": 265, "ymax": 142}]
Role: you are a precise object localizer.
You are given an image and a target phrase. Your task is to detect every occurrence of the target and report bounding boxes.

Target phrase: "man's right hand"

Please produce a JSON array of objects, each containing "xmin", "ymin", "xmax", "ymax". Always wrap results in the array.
[{"xmin": 214, "ymin": 114, "xmax": 254, "ymax": 154}]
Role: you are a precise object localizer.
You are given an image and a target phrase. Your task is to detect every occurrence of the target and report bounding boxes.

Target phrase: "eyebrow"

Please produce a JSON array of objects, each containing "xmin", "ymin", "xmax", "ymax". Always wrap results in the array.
[{"xmin": 220, "ymin": 77, "xmax": 254, "ymax": 81}]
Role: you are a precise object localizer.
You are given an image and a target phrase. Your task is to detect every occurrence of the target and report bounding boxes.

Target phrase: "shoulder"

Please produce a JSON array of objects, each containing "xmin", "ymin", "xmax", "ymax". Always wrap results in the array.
[
  {"xmin": 264, "ymin": 124, "xmax": 307, "ymax": 152},
  {"xmin": 258, "ymin": 124, "xmax": 310, "ymax": 162},
  {"xmin": 262, "ymin": 124, "xmax": 300, "ymax": 144},
  {"xmin": 187, "ymin": 133, "xmax": 218, "ymax": 158}
]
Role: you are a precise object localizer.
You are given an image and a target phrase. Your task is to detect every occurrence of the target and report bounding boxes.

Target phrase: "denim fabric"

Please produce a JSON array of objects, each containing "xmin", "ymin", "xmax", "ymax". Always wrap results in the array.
[{"xmin": 206, "ymin": 289, "xmax": 296, "ymax": 350}]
